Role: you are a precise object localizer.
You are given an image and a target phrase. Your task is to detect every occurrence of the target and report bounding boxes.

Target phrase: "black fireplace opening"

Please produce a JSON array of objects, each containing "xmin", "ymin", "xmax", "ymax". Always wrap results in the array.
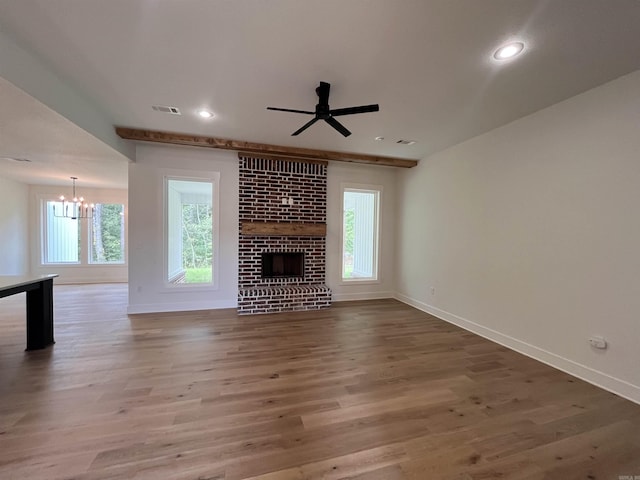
[{"xmin": 261, "ymin": 252, "xmax": 305, "ymax": 279}]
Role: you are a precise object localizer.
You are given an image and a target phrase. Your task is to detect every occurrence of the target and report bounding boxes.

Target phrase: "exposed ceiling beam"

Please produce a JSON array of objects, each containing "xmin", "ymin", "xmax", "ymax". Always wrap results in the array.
[{"xmin": 115, "ymin": 127, "xmax": 418, "ymax": 168}]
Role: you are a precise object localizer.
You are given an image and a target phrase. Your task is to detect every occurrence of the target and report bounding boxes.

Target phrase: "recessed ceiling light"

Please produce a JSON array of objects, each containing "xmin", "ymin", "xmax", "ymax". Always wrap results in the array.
[
  {"xmin": 396, "ymin": 140, "xmax": 416, "ymax": 145},
  {"xmin": 493, "ymin": 42, "xmax": 525, "ymax": 60},
  {"xmin": 375, "ymin": 136, "xmax": 384, "ymax": 141},
  {"xmin": 197, "ymin": 109, "xmax": 214, "ymax": 119}
]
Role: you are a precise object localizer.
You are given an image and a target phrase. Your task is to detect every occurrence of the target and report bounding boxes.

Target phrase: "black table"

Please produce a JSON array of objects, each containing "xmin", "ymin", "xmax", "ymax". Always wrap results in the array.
[{"xmin": 0, "ymin": 274, "xmax": 58, "ymax": 350}]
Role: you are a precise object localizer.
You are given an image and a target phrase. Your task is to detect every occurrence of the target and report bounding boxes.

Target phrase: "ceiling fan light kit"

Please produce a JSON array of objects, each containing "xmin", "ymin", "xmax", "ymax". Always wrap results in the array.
[{"xmin": 267, "ymin": 81, "xmax": 379, "ymax": 137}]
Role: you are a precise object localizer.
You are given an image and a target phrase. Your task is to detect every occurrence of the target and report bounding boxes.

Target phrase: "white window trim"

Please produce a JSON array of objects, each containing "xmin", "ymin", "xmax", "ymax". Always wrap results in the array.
[
  {"xmin": 339, "ymin": 182, "xmax": 382, "ymax": 285},
  {"xmin": 39, "ymin": 194, "xmax": 128, "ymax": 267},
  {"xmin": 162, "ymin": 172, "xmax": 220, "ymax": 291}
]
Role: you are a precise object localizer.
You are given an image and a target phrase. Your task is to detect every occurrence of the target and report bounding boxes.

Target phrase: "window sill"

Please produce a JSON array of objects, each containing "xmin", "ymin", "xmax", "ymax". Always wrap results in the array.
[
  {"xmin": 339, "ymin": 278, "xmax": 381, "ymax": 286},
  {"xmin": 40, "ymin": 263, "xmax": 127, "ymax": 267}
]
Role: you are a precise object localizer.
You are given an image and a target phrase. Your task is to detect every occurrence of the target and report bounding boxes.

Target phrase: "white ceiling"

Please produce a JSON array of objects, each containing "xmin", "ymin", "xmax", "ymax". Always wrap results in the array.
[
  {"xmin": 0, "ymin": 77, "xmax": 129, "ymax": 188},
  {"xmin": 1, "ymin": 0, "xmax": 639, "ymax": 188}
]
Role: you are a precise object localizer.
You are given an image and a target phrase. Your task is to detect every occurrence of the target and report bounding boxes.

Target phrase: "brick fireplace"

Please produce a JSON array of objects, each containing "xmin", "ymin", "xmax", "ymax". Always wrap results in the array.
[{"xmin": 237, "ymin": 155, "xmax": 331, "ymax": 314}]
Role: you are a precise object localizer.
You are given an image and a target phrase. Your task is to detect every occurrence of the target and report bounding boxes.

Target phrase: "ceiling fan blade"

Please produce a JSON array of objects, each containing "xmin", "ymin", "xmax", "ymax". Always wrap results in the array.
[
  {"xmin": 329, "ymin": 104, "xmax": 380, "ymax": 116},
  {"xmin": 292, "ymin": 117, "xmax": 319, "ymax": 136},
  {"xmin": 325, "ymin": 116, "xmax": 351, "ymax": 137},
  {"xmin": 267, "ymin": 107, "xmax": 315, "ymax": 115},
  {"xmin": 316, "ymin": 82, "xmax": 331, "ymax": 107}
]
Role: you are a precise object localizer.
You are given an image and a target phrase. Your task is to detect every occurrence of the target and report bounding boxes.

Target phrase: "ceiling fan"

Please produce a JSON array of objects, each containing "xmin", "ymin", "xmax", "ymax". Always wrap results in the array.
[{"xmin": 267, "ymin": 81, "xmax": 379, "ymax": 137}]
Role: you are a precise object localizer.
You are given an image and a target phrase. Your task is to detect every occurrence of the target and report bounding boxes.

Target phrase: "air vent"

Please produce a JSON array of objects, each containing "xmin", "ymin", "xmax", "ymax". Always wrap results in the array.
[
  {"xmin": 396, "ymin": 140, "xmax": 416, "ymax": 145},
  {"xmin": 1, "ymin": 156, "xmax": 32, "ymax": 162},
  {"xmin": 152, "ymin": 105, "xmax": 181, "ymax": 115}
]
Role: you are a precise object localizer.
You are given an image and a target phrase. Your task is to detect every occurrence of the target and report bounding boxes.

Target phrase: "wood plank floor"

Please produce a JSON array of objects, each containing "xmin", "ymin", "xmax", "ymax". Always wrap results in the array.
[{"xmin": 0, "ymin": 284, "xmax": 639, "ymax": 480}]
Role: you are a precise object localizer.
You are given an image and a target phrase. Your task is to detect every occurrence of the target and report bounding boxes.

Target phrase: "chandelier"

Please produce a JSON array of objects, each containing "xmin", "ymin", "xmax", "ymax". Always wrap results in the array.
[{"xmin": 54, "ymin": 177, "xmax": 94, "ymax": 220}]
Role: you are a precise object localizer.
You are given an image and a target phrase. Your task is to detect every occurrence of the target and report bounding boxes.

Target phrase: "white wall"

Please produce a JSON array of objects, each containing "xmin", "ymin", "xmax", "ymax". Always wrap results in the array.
[
  {"xmin": 0, "ymin": 176, "xmax": 29, "ymax": 275},
  {"xmin": 396, "ymin": 70, "xmax": 640, "ymax": 403},
  {"xmin": 327, "ymin": 162, "xmax": 396, "ymax": 301},
  {"xmin": 127, "ymin": 145, "xmax": 398, "ymax": 312},
  {"xmin": 128, "ymin": 144, "xmax": 239, "ymax": 313},
  {"xmin": 29, "ymin": 185, "xmax": 128, "ymax": 283}
]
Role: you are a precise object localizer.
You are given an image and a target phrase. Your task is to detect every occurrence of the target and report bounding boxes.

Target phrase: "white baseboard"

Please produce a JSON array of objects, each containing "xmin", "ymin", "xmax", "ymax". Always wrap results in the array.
[
  {"xmin": 332, "ymin": 291, "xmax": 394, "ymax": 302},
  {"xmin": 127, "ymin": 299, "xmax": 237, "ymax": 314},
  {"xmin": 394, "ymin": 292, "xmax": 640, "ymax": 405}
]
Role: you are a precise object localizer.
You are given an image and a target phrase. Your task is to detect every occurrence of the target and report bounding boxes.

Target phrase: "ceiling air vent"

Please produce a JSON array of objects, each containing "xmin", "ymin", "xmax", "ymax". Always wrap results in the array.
[
  {"xmin": 152, "ymin": 105, "xmax": 181, "ymax": 115},
  {"xmin": 1, "ymin": 156, "xmax": 32, "ymax": 162},
  {"xmin": 396, "ymin": 139, "xmax": 416, "ymax": 145}
]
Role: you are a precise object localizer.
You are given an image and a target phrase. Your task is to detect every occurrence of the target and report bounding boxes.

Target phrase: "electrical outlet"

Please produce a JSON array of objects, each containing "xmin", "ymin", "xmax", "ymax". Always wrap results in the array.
[{"xmin": 589, "ymin": 336, "xmax": 607, "ymax": 349}]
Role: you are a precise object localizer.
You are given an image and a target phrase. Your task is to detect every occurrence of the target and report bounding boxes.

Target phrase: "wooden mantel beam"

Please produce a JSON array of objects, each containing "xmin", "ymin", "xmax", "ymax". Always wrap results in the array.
[{"xmin": 115, "ymin": 127, "xmax": 418, "ymax": 168}]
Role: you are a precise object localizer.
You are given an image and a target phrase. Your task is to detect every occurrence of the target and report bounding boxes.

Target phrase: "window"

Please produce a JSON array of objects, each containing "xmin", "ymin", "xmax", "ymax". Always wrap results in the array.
[
  {"xmin": 42, "ymin": 200, "xmax": 126, "ymax": 265},
  {"xmin": 90, "ymin": 204, "xmax": 125, "ymax": 264},
  {"xmin": 165, "ymin": 178, "xmax": 215, "ymax": 285},
  {"xmin": 43, "ymin": 200, "xmax": 80, "ymax": 264},
  {"xmin": 342, "ymin": 186, "xmax": 381, "ymax": 281}
]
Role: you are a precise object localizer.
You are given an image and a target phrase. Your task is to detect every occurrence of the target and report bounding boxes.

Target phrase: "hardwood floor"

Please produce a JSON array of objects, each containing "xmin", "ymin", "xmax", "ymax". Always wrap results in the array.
[{"xmin": 0, "ymin": 284, "xmax": 639, "ymax": 479}]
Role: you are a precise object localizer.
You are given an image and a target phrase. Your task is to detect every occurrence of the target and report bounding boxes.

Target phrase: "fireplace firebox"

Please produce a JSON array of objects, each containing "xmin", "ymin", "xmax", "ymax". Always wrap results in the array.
[{"xmin": 261, "ymin": 252, "xmax": 304, "ymax": 279}]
